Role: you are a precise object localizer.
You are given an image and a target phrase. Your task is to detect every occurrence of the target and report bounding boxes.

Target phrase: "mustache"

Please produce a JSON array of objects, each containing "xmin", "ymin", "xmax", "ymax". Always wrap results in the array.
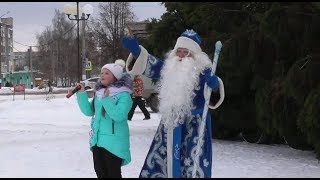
[{"xmin": 173, "ymin": 55, "xmax": 192, "ymax": 62}]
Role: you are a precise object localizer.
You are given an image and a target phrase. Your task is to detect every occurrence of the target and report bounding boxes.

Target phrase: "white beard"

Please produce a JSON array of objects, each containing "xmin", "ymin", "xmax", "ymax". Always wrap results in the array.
[{"xmin": 158, "ymin": 50, "xmax": 212, "ymax": 128}]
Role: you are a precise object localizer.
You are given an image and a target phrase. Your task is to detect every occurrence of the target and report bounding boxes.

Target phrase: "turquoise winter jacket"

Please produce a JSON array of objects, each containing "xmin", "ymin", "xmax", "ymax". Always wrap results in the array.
[{"xmin": 76, "ymin": 91, "xmax": 133, "ymax": 166}]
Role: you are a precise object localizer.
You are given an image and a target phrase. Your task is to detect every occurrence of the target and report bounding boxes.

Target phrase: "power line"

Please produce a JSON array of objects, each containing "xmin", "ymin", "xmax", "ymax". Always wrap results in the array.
[
  {"xmin": 13, "ymin": 40, "xmax": 29, "ymax": 47},
  {"xmin": 12, "ymin": 46, "xmax": 23, "ymax": 53},
  {"xmin": 13, "ymin": 22, "xmax": 77, "ymax": 48},
  {"xmin": 36, "ymin": 22, "xmax": 77, "ymax": 48}
]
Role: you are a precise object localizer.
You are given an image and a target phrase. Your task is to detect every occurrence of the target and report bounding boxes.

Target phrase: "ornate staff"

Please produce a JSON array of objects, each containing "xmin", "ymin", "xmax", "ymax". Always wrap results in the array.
[{"xmin": 191, "ymin": 41, "xmax": 225, "ymax": 178}]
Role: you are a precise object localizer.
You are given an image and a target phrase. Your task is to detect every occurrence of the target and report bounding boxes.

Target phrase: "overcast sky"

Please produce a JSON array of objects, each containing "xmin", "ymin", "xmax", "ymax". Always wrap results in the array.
[{"xmin": 0, "ymin": 2, "xmax": 166, "ymax": 52}]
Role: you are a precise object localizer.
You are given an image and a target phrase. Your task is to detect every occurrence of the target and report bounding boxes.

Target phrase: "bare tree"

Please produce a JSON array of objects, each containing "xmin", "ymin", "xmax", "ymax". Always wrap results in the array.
[
  {"xmin": 35, "ymin": 3, "xmax": 136, "ymax": 83},
  {"xmin": 84, "ymin": 23, "xmax": 102, "ymax": 77},
  {"xmin": 36, "ymin": 9, "xmax": 78, "ymax": 86},
  {"xmin": 36, "ymin": 26, "xmax": 54, "ymax": 80},
  {"xmin": 51, "ymin": 10, "xmax": 77, "ymax": 85},
  {"xmin": 94, "ymin": 2, "xmax": 136, "ymax": 64}
]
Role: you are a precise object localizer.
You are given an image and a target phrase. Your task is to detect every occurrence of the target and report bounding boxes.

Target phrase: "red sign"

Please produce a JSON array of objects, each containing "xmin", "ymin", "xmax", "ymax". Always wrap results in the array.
[{"xmin": 14, "ymin": 84, "xmax": 26, "ymax": 92}]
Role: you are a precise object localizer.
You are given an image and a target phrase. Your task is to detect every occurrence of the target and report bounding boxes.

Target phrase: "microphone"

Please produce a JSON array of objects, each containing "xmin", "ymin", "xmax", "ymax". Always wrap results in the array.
[{"xmin": 66, "ymin": 84, "xmax": 82, "ymax": 98}]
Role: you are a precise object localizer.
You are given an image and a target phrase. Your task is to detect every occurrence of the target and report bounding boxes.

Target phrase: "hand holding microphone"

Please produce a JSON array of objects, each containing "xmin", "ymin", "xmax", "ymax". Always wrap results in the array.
[{"xmin": 66, "ymin": 83, "xmax": 84, "ymax": 98}]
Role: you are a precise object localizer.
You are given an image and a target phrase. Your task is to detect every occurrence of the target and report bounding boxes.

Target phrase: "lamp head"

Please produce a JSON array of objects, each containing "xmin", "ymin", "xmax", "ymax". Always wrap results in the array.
[{"xmin": 82, "ymin": 4, "xmax": 93, "ymax": 15}]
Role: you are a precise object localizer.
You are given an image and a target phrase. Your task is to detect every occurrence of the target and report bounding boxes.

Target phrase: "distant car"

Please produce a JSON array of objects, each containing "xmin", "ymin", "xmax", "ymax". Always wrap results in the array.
[{"xmin": 81, "ymin": 77, "xmax": 100, "ymax": 90}]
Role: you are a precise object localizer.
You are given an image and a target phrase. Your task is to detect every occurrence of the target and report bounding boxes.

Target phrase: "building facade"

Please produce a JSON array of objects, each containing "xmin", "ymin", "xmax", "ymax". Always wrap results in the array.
[
  {"xmin": 0, "ymin": 17, "xmax": 13, "ymax": 77},
  {"xmin": 127, "ymin": 20, "xmax": 150, "ymax": 39},
  {"xmin": 13, "ymin": 51, "xmax": 29, "ymax": 71}
]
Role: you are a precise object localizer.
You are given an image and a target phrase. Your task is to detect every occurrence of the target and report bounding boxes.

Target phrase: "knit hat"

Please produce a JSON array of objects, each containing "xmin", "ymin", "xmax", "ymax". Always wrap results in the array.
[
  {"xmin": 114, "ymin": 59, "xmax": 126, "ymax": 68},
  {"xmin": 173, "ymin": 29, "xmax": 202, "ymax": 54},
  {"xmin": 101, "ymin": 63, "xmax": 124, "ymax": 80}
]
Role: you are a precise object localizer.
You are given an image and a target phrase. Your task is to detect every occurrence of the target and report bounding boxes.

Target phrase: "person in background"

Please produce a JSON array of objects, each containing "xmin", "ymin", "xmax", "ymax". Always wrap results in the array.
[
  {"xmin": 128, "ymin": 74, "xmax": 151, "ymax": 121},
  {"xmin": 75, "ymin": 63, "xmax": 133, "ymax": 178},
  {"xmin": 47, "ymin": 80, "xmax": 53, "ymax": 93},
  {"xmin": 115, "ymin": 59, "xmax": 150, "ymax": 120}
]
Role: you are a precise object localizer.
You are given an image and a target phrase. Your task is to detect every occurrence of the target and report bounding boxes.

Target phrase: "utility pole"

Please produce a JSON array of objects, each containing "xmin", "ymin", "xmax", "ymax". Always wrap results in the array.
[
  {"xmin": 4, "ymin": 24, "xmax": 9, "ymax": 72},
  {"xmin": 81, "ymin": 12, "xmax": 87, "ymax": 80},
  {"xmin": 29, "ymin": 46, "xmax": 33, "ymax": 88},
  {"xmin": 76, "ymin": 2, "xmax": 81, "ymax": 82},
  {"xmin": 0, "ymin": 22, "xmax": 2, "ymax": 84}
]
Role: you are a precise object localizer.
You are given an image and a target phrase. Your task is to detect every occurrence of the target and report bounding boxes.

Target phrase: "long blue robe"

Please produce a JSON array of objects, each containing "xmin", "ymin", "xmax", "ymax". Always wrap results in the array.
[{"xmin": 134, "ymin": 53, "xmax": 219, "ymax": 178}]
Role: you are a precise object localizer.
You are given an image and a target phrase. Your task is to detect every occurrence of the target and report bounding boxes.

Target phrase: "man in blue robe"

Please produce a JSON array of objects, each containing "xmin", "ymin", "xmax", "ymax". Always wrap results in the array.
[{"xmin": 122, "ymin": 29, "xmax": 224, "ymax": 178}]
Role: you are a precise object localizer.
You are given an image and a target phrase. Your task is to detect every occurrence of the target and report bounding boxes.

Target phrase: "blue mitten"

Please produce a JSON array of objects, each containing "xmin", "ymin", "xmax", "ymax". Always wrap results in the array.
[
  {"xmin": 204, "ymin": 68, "xmax": 219, "ymax": 90},
  {"xmin": 121, "ymin": 36, "xmax": 141, "ymax": 57}
]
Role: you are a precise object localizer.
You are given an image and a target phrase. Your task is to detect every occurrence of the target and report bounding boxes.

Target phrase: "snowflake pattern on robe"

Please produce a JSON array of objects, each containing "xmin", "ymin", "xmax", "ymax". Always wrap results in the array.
[
  {"xmin": 139, "ymin": 112, "xmax": 213, "ymax": 178},
  {"xmin": 138, "ymin": 72, "xmax": 214, "ymax": 177},
  {"xmin": 138, "ymin": 51, "xmax": 218, "ymax": 178}
]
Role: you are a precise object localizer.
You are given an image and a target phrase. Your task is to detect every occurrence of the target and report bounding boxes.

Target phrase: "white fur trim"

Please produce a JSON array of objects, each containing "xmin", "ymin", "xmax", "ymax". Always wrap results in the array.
[
  {"xmin": 125, "ymin": 45, "xmax": 148, "ymax": 75},
  {"xmin": 174, "ymin": 36, "xmax": 202, "ymax": 54},
  {"xmin": 208, "ymin": 77, "xmax": 225, "ymax": 109}
]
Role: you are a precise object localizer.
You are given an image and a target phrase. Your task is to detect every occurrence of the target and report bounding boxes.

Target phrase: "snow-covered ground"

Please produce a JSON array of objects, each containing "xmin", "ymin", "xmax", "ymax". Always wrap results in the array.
[
  {"xmin": 1, "ymin": 89, "xmax": 320, "ymax": 178},
  {"xmin": 0, "ymin": 86, "xmax": 71, "ymax": 95}
]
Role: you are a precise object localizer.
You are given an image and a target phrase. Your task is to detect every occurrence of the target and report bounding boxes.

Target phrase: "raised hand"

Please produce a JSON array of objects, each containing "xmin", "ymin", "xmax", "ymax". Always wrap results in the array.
[
  {"xmin": 121, "ymin": 35, "xmax": 141, "ymax": 57},
  {"xmin": 76, "ymin": 83, "xmax": 85, "ymax": 92}
]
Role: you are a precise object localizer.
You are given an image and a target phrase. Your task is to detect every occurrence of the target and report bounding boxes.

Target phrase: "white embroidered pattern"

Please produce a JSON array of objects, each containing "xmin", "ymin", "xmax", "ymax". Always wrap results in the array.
[
  {"xmin": 145, "ymin": 124, "xmax": 167, "ymax": 177},
  {"xmin": 186, "ymin": 114, "xmax": 205, "ymax": 178},
  {"xmin": 183, "ymin": 29, "xmax": 200, "ymax": 44}
]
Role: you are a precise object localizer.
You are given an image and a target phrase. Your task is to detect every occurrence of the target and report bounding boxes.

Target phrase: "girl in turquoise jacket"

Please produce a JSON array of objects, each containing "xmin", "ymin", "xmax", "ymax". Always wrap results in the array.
[{"xmin": 76, "ymin": 63, "xmax": 133, "ymax": 178}]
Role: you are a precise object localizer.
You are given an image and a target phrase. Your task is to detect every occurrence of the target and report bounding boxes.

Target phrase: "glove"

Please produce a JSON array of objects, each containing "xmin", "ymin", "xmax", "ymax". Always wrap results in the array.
[
  {"xmin": 121, "ymin": 36, "xmax": 141, "ymax": 57},
  {"xmin": 204, "ymin": 68, "xmax": 219, "ymax": 90}
]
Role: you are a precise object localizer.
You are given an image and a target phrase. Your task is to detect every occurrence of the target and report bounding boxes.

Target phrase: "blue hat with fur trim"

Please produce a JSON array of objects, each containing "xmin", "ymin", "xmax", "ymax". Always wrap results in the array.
[{"xmin": 174, "ymin": 29, "xmax": 202, "ymax": 53}]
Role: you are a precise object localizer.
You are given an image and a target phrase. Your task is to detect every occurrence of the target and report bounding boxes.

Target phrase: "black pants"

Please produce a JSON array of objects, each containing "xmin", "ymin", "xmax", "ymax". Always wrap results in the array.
[
  {"xmin": 128, "ymin": 96, "xmax": 150, "ymax": 120},
  {"xmin": 92, "ymin": 146, "xmax": 122, "ymax": 178}
]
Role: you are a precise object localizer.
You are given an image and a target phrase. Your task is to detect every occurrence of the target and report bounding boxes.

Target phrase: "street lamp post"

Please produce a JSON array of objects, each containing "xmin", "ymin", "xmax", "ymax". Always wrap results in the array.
[{"xmin": 63, "ymin": 3, "xmax": 93, "ymax": 83}]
